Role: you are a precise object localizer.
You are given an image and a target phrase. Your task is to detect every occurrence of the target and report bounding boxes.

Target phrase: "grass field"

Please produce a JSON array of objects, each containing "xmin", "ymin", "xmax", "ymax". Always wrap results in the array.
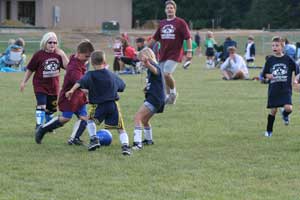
[{"xmin": 1, "ymin": 50, "xmax": 300, "ymax": 199}]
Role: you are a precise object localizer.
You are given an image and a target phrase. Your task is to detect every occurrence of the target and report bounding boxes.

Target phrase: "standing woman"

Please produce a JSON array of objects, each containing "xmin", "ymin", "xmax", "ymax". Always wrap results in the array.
[{"xmin": 20, "ymin": 32, "xmax": 69, "ymax": 132}]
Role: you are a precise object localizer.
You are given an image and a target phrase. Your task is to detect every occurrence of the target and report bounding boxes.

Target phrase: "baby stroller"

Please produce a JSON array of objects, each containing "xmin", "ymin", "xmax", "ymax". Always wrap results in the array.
[{"xmin": 213, "ymin": 44, "xmax": 223, "ymax": 68}]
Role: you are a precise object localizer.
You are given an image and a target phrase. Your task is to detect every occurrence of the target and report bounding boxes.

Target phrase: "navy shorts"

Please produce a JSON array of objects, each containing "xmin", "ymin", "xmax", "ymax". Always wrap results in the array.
[
  {"xmin": 206, "ymin": 47, "xmax": 214, "ymax": 57},
  {"xmin": 88, "ymin": 101, "xmax": 124, "ymax": 129},
  {"xmin": 267, "ymin": 94, "xmax": 292, "ymax": 108}
]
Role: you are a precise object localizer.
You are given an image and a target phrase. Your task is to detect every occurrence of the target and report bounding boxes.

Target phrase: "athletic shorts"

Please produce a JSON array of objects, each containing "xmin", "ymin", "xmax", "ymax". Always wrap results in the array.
[
  {"xmin": 205, "ymin": 47, "xmax": 214, "ymax": 57},
  {"xmin": 144, "ymin": 101, "xmax": 164, "ymax": 114},
  {"xmin": 159, "ymin": 60, "xmax": 178, "ymax": 74},
  {"xmin": 88, "ymin": 101, "xmax": 125, "ymax": 129},
  {"xmin": 61, "ymin": 105, "xmax": 87, "ymax": 119}
]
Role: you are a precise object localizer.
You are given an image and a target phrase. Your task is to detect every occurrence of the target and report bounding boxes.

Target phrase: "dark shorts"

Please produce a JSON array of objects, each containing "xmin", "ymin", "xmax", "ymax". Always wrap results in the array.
[
  {"xmin": 206, "ymin": 47, "xmax": 214, "ymax": 57},
  {"xmin": 35, "ymin": 92, "xmax": 58, "ymax": 112},
  {"xmin": 267, "ymin": 94, "xmax": 292, "ymax": 108},
  {"xmin": 88, "ymin": 101, "xmax": 124, "ymax": 129}
]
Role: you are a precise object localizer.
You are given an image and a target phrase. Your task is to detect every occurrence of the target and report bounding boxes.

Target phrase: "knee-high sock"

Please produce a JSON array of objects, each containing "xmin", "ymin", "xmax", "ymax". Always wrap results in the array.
[
  {"xmin": 36, "ymin": 109, "xmax": 45, "ymax": 126},
  {"xmin": 87, "ymin": 120, "xmax": 97, "ymax": 138},
  {"xmin": 70, "ymin": 120, "xmax": 81, "ymax": 139},
  {"xmin": 45, "ymin": 112, "xmax": 55, "ymax": 123},
  {"xmin": 74, "ymin": 120, "xmax": 87, "ymax": 139},
  {"xmin": 283, "ymin": 110, "xmax": 292, "ymax": 118},
  {"xmin": 144, "ymin": 126, "xmax": 153, "ymax": 140},
  {"xmin": 119, "ymin": 130, "xmax": 129, "ymax": 145},
  {"xmin": 41, "ymin": 117, "xmax": 63, "ymax": 133},
  {"xmin": 267, "ymin": 114, "xmax": 275, "ymax": 132},
  {"xmin": 133, "ymin": 126, "xmax": 142, "ymax": 143}
]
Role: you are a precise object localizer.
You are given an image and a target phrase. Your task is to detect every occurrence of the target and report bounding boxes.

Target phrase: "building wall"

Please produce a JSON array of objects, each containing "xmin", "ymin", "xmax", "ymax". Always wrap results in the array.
[{"xmin": 41, "ymin": 0, "xmax": 132, "ymax": 29}]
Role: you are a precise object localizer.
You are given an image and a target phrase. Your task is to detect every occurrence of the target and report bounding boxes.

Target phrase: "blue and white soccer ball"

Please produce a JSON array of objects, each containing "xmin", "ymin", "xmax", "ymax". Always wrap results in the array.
[{"xmin": 96, "ymin": 129, "xmax": 112, "ymax": 146}]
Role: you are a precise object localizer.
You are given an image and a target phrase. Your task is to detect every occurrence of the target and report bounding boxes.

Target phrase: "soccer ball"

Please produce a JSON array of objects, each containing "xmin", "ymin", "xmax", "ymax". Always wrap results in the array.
[{"xmin": 96, "ymin": 129, "xmax": 112, "ymax": 146}]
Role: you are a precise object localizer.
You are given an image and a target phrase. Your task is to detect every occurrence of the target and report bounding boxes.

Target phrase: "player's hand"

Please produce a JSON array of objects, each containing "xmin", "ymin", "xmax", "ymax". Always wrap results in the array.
[
  {"xmin": 294, "ymin": 74, "xmax": 300, "ymax": 84},
  {"xmin": 65, "ymin": 90, "xmax": 73, "ymax": 100},
  {"xmin": 20, "ymin": 82, "xmax": 26, "ymax": 92},
  {"xmin": 266, "ymin": 74, "xmax": 274, "ymax": 80}
]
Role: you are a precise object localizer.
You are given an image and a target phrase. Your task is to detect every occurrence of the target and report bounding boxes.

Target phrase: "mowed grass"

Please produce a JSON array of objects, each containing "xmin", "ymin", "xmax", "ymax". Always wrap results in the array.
[{"xmin": 1, "ymin": 54, "xmax": 300, "ymax": 200}]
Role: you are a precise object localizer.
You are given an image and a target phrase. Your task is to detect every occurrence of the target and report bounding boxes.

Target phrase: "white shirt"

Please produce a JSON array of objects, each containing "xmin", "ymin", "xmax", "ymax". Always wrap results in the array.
[{"xmin": 221, "ymin": 53, "xmax": 248, "ymax": 76}]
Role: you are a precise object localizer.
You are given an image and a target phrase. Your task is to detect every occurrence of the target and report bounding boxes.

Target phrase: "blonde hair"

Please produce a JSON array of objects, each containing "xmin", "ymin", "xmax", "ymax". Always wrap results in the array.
[
  {"xmin": 40, "ymin": 32, "xmax": 58, "ymax": 50},
  {"xmin": 165, "ymin": 0, "xmax": 177, "ymax": 10},
  {"xmin": 138, "ymin": 47, "xmax": 158, "ymax": 64}
]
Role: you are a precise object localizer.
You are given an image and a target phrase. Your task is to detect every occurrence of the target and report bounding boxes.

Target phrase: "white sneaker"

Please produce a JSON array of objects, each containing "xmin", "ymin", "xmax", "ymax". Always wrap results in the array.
[
  {"xmin": 264, "ymin": 131, "xmax": 272, "ymax": 137},
  {"xmin": 166, "ymin": 93, "xmax": 178, "ymax": 104}
]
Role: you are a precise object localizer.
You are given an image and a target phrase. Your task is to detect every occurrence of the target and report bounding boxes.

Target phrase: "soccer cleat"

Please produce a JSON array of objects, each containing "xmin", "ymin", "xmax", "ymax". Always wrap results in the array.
[
  {"xmin": 142, "ymin": 139, "xmax": 154, "ymax": 145},
  {"xmin": 132, "ymin": 142, "xmax": 143, "ymax": 150},
  {"xmin": 264, "ymin": 131, "xmax": 272, "ymax": 137},
  {"xmin": 166, "ymin": 93, "xmax": 178, "ymax": 104},
  {"xmin": 280, "ymin": 108, "xmax": 289, "ymax": 125},
  {"xmin": 88, "ymin": 137, "xmax": 100, "ymax": 151},
  {"xmin": 68, "ymin": 137, "xmax": 84, "ymax": 146},
  {"xmin": 121, "ymin": 145, "xmax": 131, "ymax": 156},
  {"xmin": 35, "ymin": 126, "xmax": 47, "ymax": 144}
]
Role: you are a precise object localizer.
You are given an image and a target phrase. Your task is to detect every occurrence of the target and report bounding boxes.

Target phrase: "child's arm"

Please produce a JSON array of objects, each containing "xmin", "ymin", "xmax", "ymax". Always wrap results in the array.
[
  {"xmin": 65, "ymin": 83, "xmax": 81, "ymax": 100},
  {"xmin": 55, "ymin": 48, "xmax": 69, "ymax": 69},
  {"xmin": 20, "ymin": 70, "xmax": 33, "ymax": 92}
]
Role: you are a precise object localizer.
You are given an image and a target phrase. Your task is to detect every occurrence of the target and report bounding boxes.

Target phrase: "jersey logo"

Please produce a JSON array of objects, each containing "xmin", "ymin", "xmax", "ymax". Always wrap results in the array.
[
  {"xmin": 43, "ymin": 58, "xmax": 60, "ymax": 78},
  {"xmin": 271, "ymin": 63, "xmax": 288, "ymax": 83},
  {"xmin": 161, "ymin": 24, "xmax": 176, "ymax": 39}
]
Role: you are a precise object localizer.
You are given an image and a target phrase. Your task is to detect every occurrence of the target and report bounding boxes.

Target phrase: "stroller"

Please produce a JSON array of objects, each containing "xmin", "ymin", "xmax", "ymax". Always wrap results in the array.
[{"xmin": 213, "ymin": 44, "xmax": 223, "ymax": 68}]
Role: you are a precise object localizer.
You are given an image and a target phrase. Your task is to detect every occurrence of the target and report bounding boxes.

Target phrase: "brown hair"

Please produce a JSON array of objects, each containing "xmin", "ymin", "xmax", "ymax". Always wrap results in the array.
[
  {"xmin": 77, "ymin": 39, "xmax": 94, "ymax": 54},
  {"xmin": 272, "ymin": 36, "xmax": 284, "ymax": 47},
  {"xmin": 165, "ymin": 0, "xmax": 177, "ymax": 10},
  {"xmin": 91, "ymin": 50, "xmax": 105, "ymax": 66},
  {"xmin": 15, "ymin": 38, "xmax": 25, "ymax": 47}
]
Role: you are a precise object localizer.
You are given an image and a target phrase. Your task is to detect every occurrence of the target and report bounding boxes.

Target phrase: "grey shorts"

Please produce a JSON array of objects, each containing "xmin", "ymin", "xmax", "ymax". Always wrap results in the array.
[
  {"xmin": 144, "ymin": 101, "xmax": 157, "ymax": 114},
  {"xmin": 159, "ymin": 60, "xmax": 178, "ymax": 74}
]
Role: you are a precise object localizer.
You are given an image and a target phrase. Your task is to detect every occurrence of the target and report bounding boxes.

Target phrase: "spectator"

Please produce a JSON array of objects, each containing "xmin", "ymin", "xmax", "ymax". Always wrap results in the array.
[
  {"xmin": 194, "ymin": 31, "xmax": 201, "ymax": 56},
  {"xmin": 283, "ymin": 38, "xmax": 296, "ymax": 60},
  {"xmin": 205, "ymin": 31, "xmax": 217, "ymax": 68},
  {"xmin": 222, "ymin": 36, "xmax": 237, "ymax": 61},
  {"xmin": 244, "ymin": 35, "xmax": 256, "ymax": 67}
]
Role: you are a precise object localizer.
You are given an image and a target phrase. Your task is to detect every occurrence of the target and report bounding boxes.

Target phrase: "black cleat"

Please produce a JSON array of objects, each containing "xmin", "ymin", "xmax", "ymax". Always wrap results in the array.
[
  {"xmin": 121, "ymin": 145, "xmax": 131, "ymax": 156},
  {"xmin": 35, "ymin": 126, "xmax": 47, "ymax": 144},
  {"xmin": 88, "ymin": 137, "xmax": 100, "ymax": 151},
  {"xmin": 68, "ymin": 137, "xmax": 84, "ymax": 145},
  {"xmin": 142, "ymin": 139, "xmax": 154, "ymax": 145}
]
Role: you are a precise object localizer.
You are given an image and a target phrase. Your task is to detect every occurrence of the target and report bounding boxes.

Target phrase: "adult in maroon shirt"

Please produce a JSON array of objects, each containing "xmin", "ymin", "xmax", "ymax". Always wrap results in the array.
[
  {"xmin": 34, "ymin": 40, "xmax": 95, "ymax": 145},
  {"xmin": 20, "ymin": 32, "xmax": 69, "ymax": 132},
  {"xmin": 152, "ymin": 0, "xmax": 192, "ymax": 104}
]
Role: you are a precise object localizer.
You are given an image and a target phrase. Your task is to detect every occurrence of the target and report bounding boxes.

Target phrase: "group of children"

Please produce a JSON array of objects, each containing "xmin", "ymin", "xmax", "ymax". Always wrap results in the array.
[{"xmin": 20, "ymin": 32, "xmax": 166, "ymax": 156}]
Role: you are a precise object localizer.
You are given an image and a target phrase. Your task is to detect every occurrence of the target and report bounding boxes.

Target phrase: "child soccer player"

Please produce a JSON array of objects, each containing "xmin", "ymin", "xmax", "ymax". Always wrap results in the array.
[
  {"xmin": 20, "ymin": 32, "xmax": 69, "ymax": 131},
  {"xmin": 132, "ymin": 48, "xmax": 166, "ymax": 150},
  {"xmin": 65, "ymin": 50, "xmax": 131, "ymax": 155},
  {"xmin": 262, "ymin": 36, "xmax": 298, "ymax": 137},
  {"xmin": 35, "ymin": 40, "xmax": 95, "ymax": 147}
]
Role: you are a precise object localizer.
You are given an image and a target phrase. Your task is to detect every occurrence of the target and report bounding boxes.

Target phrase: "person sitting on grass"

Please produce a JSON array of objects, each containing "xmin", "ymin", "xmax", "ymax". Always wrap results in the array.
[{"xmin": 220, "ymin": 46, "xmax": 249, "ymax": 80}]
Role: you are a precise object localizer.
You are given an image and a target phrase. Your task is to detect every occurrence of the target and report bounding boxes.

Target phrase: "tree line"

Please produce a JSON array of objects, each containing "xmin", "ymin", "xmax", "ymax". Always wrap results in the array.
[{"xmin": 133, "ymin": 0, "xmax": 300, "ymax": 29}]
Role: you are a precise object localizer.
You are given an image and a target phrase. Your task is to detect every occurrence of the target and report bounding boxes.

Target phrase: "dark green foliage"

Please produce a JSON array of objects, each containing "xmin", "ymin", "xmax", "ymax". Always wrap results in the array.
[{"xmin": 133, "ymin": 0, "xmax": 300, "ymax": 29}]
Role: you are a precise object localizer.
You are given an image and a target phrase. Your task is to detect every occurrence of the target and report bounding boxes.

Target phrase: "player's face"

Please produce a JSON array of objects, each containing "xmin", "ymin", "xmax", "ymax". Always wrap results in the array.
[
  {"xmin": 272, "ymin": 41, "xmax": 283, "ymax": 56},
  {"xmin": 165, "ymin": 4, "xmax": 176, "ymax": 19},
  {"xmin": 78, "ymin": 52, "xmax": 91, "ymax": 63},
  {"xmin": 46, "ymin": 37, "xmax": 58, "ymax": 53}
]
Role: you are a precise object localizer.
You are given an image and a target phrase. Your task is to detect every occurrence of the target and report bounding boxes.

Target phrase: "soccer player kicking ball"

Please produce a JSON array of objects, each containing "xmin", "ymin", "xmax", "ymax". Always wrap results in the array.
[
  {"xmin": 65, "ymin": 50, "xmax": 131, "ymax": 155},
  {"xmin": 262, "ymin": 36, "xmax": 298, "ymax": 137},
  {"xmin": 35, "ymin": 40, "xmax": 97, "ymax": 149},
  {"xmin": 132, "ymin": 48, "xmax": 166, "ymax": 150}
]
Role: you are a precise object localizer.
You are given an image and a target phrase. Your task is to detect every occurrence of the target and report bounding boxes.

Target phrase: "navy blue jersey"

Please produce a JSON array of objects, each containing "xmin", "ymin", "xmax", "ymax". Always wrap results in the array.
[
  {"xmin": 78, "ymin": 69, "xmax": 125, "ymax": 104},
  {"xmin": 145, "ymin": 62, "xmax": 166, "ymax": 111},
  {"xmin": 262, "ymin": 55, "xmax": 298, "ymax": 108}
]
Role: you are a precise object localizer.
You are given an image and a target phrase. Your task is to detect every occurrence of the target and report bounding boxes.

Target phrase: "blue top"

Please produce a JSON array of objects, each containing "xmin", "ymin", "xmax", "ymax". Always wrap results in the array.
[
  {"xmin": 223, "ymin": 39, "xmax": 237, "ymax": 60},
  {"xmin": 78, "ymin": 68, "xmax": 125, "ymax": 104},
  {"xmin": 145, "ymin": 62, "xmax": 166, "ymax": 109},
  {"xmin": 262, "ymin": 55, "xmax": 298, "ymax": 104}
]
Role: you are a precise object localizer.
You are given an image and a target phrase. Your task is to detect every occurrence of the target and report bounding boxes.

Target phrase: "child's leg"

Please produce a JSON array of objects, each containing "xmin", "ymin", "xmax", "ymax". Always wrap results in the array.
[
  {"xmin": 281, "ymin": 104, "xmax": 292, "ymax": 125},
  {"xmin": 69, "ymin": 105, "xmax": 88, "ymax": 141},
  {"xmin": 266, "ymin": 108, "xmax": 277, "ymax": 133},
  {"xmin": 133, "ymin": 104, "xmax": 153, "ymax": 144}
]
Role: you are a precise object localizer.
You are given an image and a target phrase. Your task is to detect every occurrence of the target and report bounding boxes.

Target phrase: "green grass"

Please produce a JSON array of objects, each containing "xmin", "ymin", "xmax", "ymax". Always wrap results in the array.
[{"xmin": 1, "ymin": 53, "xmax": 300, "ymax": 199}]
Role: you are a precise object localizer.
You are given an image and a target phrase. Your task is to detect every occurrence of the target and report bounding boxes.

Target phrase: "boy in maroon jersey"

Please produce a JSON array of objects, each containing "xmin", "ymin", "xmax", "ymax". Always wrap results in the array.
[
  {"xmin": 34, "ymin": 40, "xmax": 96, "ymax": 149},
  {"xmin": 20, "ymin": 32, "xmax": 69, "ymax": 132},
  {"xmin": 151, "ymin": 0, "xmax": 192, "ymax": 104}
]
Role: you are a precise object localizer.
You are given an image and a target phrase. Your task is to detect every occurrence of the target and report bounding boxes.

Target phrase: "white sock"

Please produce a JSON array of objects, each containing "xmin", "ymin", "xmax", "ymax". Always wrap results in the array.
[
  {"xmin": 170, "ymin": 88, "xmax": 176, "ymax": 94},
  {"xmin": 70, "ymin": 120, "xmax": 81, "ymax": 139},
  {"xmin": 133, "ymin": 127, "xmax": 142, "ymax": 143},
  {"xmin": 119, "ymin": 131, "xmax": 129, "ymax": 145},
  {"xmin": 144, "ymin": 127, "xmax": 153, "ymax": 141},
  {"xmin": 87, "ymin": 120, "xmax": 97, "ymax": 138}
]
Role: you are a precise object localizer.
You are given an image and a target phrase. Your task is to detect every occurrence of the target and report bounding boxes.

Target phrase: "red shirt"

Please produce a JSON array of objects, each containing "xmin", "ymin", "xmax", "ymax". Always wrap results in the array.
[
  {"xmin": 58, "ymin": 55, "xmax": 87, "ymax": 112},
  {"xmin": 153, "ymin": 17, "xmax": 191, "ymax": 62},
  {"xmin": 27, "ymin": 50, "xmax": 63, "ymax": 95},
  {"xmin": 124, "ymin": 46, "xmax": 136, "ymax": 59}
]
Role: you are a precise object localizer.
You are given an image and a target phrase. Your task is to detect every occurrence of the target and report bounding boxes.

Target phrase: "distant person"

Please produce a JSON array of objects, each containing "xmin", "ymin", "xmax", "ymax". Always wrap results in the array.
[
  {"xmin": 194, "ymin": 31, "xmax": 201, "ymax": 56},
  {"xmin": 151, "ymin": 0, "xmax": 192, "ymax": 104},
  {"xmin": 222, "ymin": 36, "xmax": 237, "ymax": 61},
  {"xmin": 135, "ymin": 37, "xmax": 146, "ymax": 51},
  {"xmin": 244, "ymin": 35, "xmax": 256, "ymax": 67},
  {"xmin": 132, "ymin": 48, "xmax": 166, "ymax": 150},
  {"xmin": 220, "ymin": 46, "xmax": 249, "ymax": 80},
  {"xmin": 119, "ymin": 38, "xmax": 138, "ymax": 73},
  {"xmin": 34, "ymin": 40, "xmax": 95, "ymax": 147},
  {"xmin": 65, "ymin": 50, "xmax": 131, "ymax": 155},
  {"xmin": 262, "ymin": 36, "xmax": 298, "ymax": 137},
  {"xmin": 20, "ymin": 32, "xmax": 69, "ymax": 133},
  {"xmin": 283, "ymin": 38, "xmax": 296, "ymax": 60},
  {"xmin": 112, "ymin": 37, "xmax": 122, "ymax": 73},
  {"xmin": 205, "ymin": 31, "xmax": 217, "ymax": 68}
]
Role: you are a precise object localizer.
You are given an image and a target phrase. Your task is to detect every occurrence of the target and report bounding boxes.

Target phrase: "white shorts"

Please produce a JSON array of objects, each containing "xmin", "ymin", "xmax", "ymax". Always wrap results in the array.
[{"xmin": 159, "ymin": 60, "xmax": 178, "ymax": 74}]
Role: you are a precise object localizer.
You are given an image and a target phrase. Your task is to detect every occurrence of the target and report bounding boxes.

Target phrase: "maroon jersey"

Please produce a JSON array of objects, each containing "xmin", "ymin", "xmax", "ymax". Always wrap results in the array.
[
  {"xmin": 58, "ymin": 55, "xmax": 87, "ymax": 112},
  {"xmin": 27, "ymin": 50, "xmax": 63, "ymax": 95},
  {"xmin": 153, "ymin": 17, "xmax": 191, "ymax": 62}
]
